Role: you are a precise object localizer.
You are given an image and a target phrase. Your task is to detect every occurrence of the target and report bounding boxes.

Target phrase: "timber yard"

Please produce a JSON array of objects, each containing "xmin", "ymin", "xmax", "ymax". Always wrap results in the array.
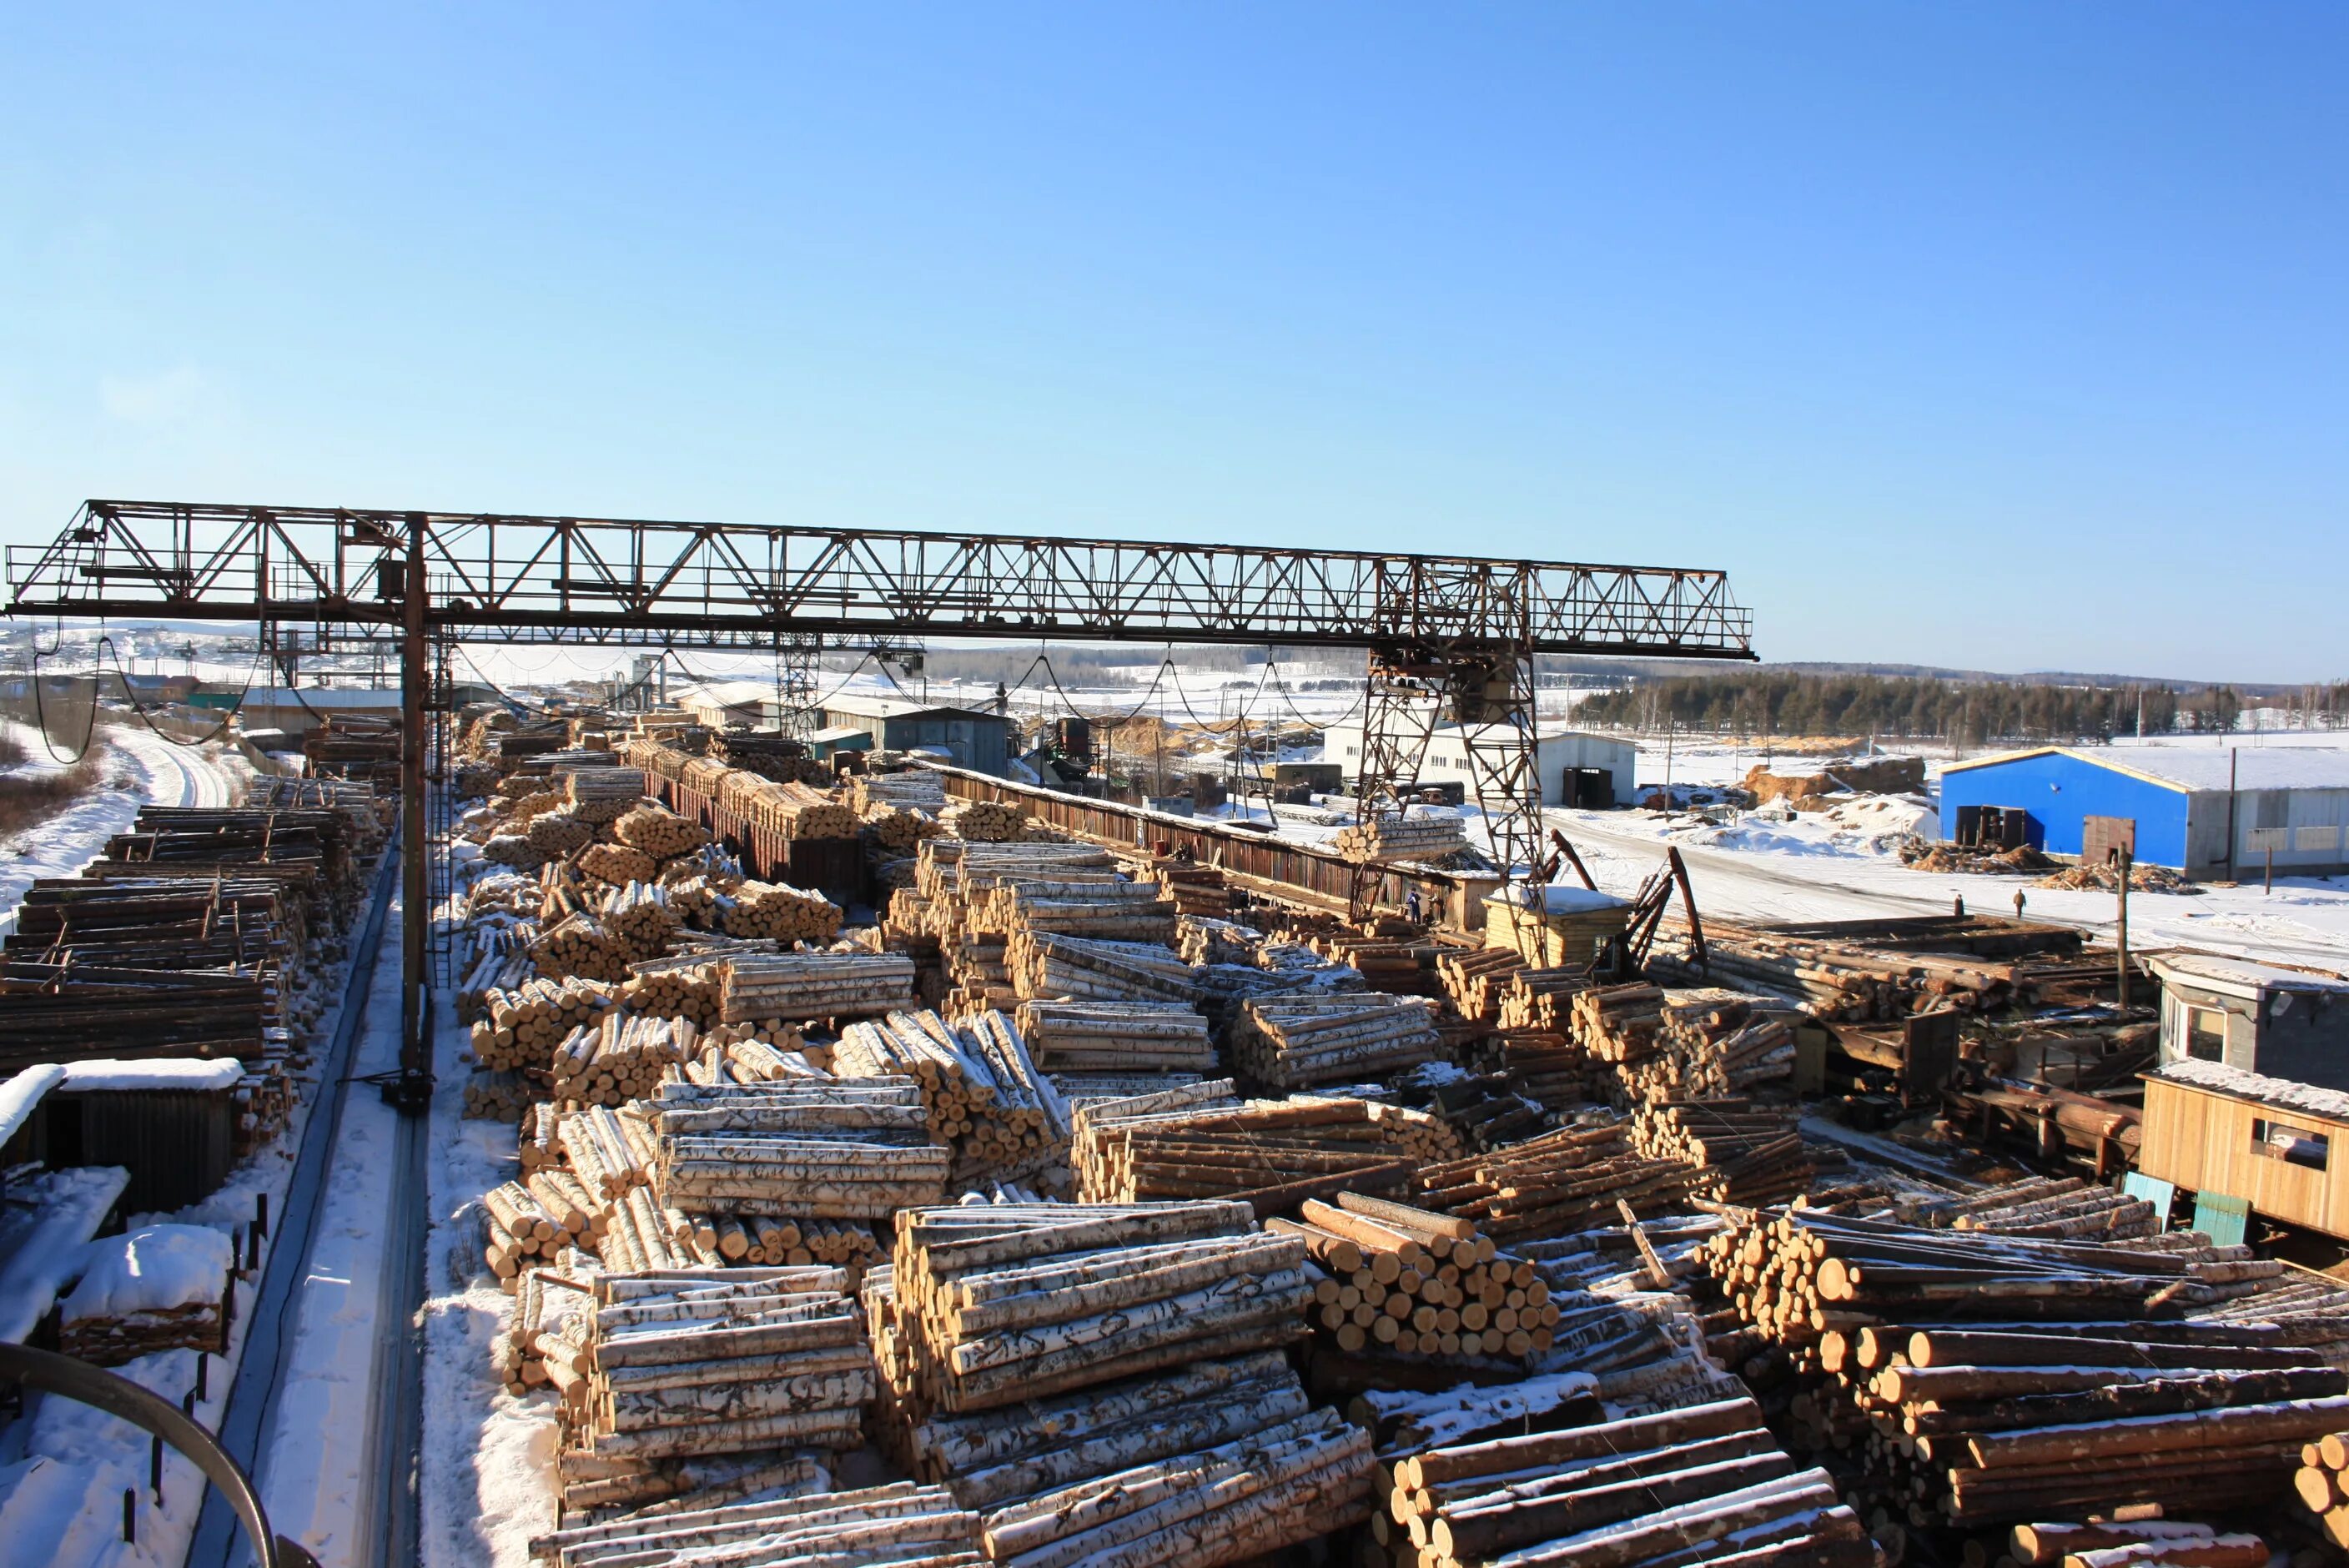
[
  {"xmin": 7, "ymin": 13, "xmax": 2347, "ymax": 1568},
  {"xmin": 2, "ymin": 505, "xmax": 2347, "ymax": 1568}
]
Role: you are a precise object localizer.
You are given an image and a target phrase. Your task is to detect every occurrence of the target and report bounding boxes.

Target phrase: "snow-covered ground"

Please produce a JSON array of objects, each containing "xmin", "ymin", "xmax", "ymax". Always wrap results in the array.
[{"xmin": 0, "ymin": 720, "xmax": 246, "ymax": 936}]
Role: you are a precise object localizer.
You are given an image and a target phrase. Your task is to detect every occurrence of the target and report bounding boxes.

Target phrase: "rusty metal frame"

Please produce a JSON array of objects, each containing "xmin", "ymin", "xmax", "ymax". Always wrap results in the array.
[{"xmin": 9, "ymin": 500, "xmax": 1757, "ymax": 658}]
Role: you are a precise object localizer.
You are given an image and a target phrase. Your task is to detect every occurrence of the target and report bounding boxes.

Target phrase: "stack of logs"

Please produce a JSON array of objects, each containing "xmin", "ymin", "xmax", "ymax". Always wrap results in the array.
[
  {"xmin": 1632, "ymin": 1099, "xmax": 1813, "ymax": 1207},
  {"xmin": 1008, "ymin": 931, "xmax": 1198, "ymax": 1006},
  {"xmin": 718, "ymin": 952, "xmax": 915, "ymax": 1023},
  {"xmin": 595, "ymin": 880, "xmax": 676, "ymax": 953},
  {"xmin": 1074, "ymin": 1088, "xmax": 1438, "ymax": 1214},
  {"xmin": 1701, "ymin": 1200, "xmax": 2349, "ymax": 1527},
  {"xmin": 2300, "ymin": 1432, "xmax": 2349, "ymax": 1550},
  {"xmin": 611, "ymin": 803, "xmax": 709, "ymax": 861},
  {"xmin": 1232, "ymin": 993, "xmax": 1438, "ymax": 1088},
  {"xmin": 1333, "ymin": 812, "xmax": 1466, "ymax": 863},
  {"xmin": 576, "ymin": 842, "xmax": 659, "ymax": 889},
  {"xmin": 718, "ymin": 880, "xmax": 843, "ymax": 943},
  {"xmin": 1276, "ymin": 1194, "xmax": 1560, "ymax": 1360},
  {"xmin": 617, "ymin": 958, "xmax": 722, "ymax": 1029},
  {"xmin": 529, "ymin": 1478, "xmax": 983, "ymax": 1565},
  {"xmin": 861, "ymin": 1199, "xmax": 1369, "ymax": 1564},
  {"xmin": 551, "ymin": 1013, "xmax": 697, "ymax": 1105},
  {"xmin": 1494, "ymin": 967, "xmax": 1596, "ymax": 1033},
  {"xmin": 939, "ymin": 799, "xmax": 1026, "ymax": 842},
  {"xmin": 543, "ymin": 1266, "xmax": 875, "ymax": 1508},
  {"xmin": 470, "ymin": 975, "xmax": 617, "ymax": 1074},
  {"xmin": 650, "ymin": 1078, "xmax": 951, "ymax": 1224},
  {"xmin": 1416, "ymin": 1121, "xmax": 1707, "ymax": 1244},
  {"xmin": 1373, "ymin": 1394, "xmax": 1865, "ymax": 1568},
  {"xmin": 1011, "ymin": 998, "xmax": 1216, "ymax": 1073}
]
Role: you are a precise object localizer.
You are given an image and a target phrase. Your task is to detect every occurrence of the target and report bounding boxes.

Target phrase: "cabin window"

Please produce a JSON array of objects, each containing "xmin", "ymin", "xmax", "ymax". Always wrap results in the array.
[
  {"xmin": 2251, "ymin": 1118, "xmax": 2330, "ymax": 1171},
  {"xmin": 2186, "ymin": 1006, "xmax": 2227, "ymax": 1063}
]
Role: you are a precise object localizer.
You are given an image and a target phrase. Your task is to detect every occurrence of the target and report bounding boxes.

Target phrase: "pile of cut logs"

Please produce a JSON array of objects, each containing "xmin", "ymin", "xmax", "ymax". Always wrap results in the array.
[
  {"xmin": 1011, "ymin": 998, "xmax": 1216, "ymax": 1073},
  {"xmin": 1372, "ymin": 1394, "xmax": 1865, "ymax": 1568},
  {"xmin": 1416, "ymin": 1121, "xmax": 1708, "ymax": 1244},
  {"xmin": 462, "ymin": 981, "xmax": 615, "ymax": 1079},
  {"xmin": 1333, "ymin": 812, "xmax": 1467, "ymax": 863},
  {"xmin": 2301, "ymin": 1432, "xmax": 2349, "ymax": 1550},
  {"xmin": 1074, "ymin": 1088, "xmax": 1434, "ymax": 1214},
  {"xmin": 1278, "ymin": 1194, "xmax": 1561, "ymax": 1360},
  {"xmin": 1436, "ymin": 947, "xmax": 1526, "ymax": 1024},
  {"xmin": 650, "ymin": 1078, "xmax": 951, "ymax": 1223},
  {"xmin": 718, "ymin": 880, "xmax": 843, "ymax": 943},
  {"xmin": 617, "ymin": 958, "xmax": 722, "ymax": 1029},
  {"xmin": 595, "ymin": 880, "xmax": 676, "ymax": 953},
  {"xmin": 611, "ymin": 802, "xmax": 708, "ymax": 861},
  {"xmin": 576, "ymin": 842, "xmax": 657, "ymax": 889},
  {"xmin": 1493, "ymin": 967, "xmax": 1596, "ymax": 1033},
  {"xmin": 1649, "ymin": 921, "xmax": 2032, "ymax": 1021},
  {"xmin": 530, "ymin": 1476, "xmax": 985, "ymax": 1564},
  {"xmin": 1701, "ymin": 1200, "xmax": 2349, "ymax": 1526},
  {"xmin": 940, "ymin": 798, "xmax": 1026, "ymax": 842},
  {"xmin": 718, "ymin": 951, "xmax": 915, "ymax": 1023},
  {"xmin": 884, "ymin": 1199, "xmax": 1313, "ymax": 1415},
  {"xmin": 852, "ymin": 770, "xmax": 948, "ymax": 815},
  {"xmin": 531, "ymin": 912, "xmax": 632, "ymax": 983},
  {"xmin": 1231, "ymin": 993, "xmax": 1438, "ymax": 1088},
  {"xmin": 562, "ymin": 766, "xmax": 647, "ymax": 822},
  {"xmin": 542, "ymin": 1265, "xmax": 875, "ymax": 1505},
  {"xmin": 1632, "ymin": 1099, "xmax": 1813, "ymax": 1207},
  {"xmin": 551, "ymin": 1013, "xmax": 697, "ymax": 1104},
  {"xmin": 1007, "ymin": 931, "xmax": 1198, "ymax": 1005}
]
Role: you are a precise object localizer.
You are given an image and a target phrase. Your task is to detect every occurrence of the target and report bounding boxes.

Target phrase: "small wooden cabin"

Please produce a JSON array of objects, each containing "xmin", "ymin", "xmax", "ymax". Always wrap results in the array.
[
  {"xmin": 1484, "ymin": 885, "xmax": 1632, "ymax": 968},
  {"xmin": 2138, "ymin": 1058, "xmax": 2349, "ymax": 1240}
]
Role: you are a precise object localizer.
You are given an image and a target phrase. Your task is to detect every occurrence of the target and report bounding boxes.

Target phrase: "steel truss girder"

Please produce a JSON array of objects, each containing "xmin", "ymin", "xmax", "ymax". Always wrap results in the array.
[{"xmin": 8, "ymin": 500, "xmax": 1757, "ymax": 660}]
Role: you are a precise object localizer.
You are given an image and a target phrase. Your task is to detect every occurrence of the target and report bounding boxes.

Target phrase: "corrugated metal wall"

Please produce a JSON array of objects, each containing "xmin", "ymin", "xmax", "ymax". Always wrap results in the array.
[{"xmin": 1939, "ymin": 752, "xmax": 2191, "ymax": 865}]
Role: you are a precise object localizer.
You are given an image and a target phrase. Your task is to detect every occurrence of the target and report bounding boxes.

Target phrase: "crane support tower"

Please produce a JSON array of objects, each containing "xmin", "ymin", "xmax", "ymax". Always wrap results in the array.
[{"xmin": 8, "ymin": 498, "xmax": 1756, "ymax": 1103}]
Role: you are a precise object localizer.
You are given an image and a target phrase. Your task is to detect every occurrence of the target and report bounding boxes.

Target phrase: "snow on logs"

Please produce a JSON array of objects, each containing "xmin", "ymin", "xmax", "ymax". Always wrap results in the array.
[
  {"xmin": 717, "ymin": 951, "xmax": 915, "ymax": 1023},
  {"xmin": 1701, "ymin": 1203, "xmax": 2349, "ymax": 1525},
  {"xmin": 1232, "ymin": 993, "xmax": 1439, "ymax": 1088},
  {"xmin": 650, "ymin": 1078, "xmax": 950, "ymax": 1223},
  {"xmin": 1372, "ymin": 1395, "xmax": 1867, "ymax": 1568}
]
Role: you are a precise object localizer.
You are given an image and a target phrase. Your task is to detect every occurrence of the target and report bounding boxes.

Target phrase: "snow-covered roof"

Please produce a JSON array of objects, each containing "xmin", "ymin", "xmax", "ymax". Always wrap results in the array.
[
  {"xmin": 0, "ymin": 1065, "xmax": 65, "ymax": 1148},
  {"xmin": 1487, "ymin": 883, "xmax": 1632, "ymax": 914},
  {"xmin": 805, "ymin": 725, "xmax": 871, "ymax": 744},
  {"xmin": 2148, "ymin": 952, "xmax": 2349, "ymax": 998},
  {"xmin": 673, "ymin": 680, "xmax": 778, "ymax": 710},
  {"xmin": 58, "ymin": 1059, "xmax": 244, "ymax": 1093},
  {"xmin": 1946, "ymin": 745, "xmax": 2349, "ymax": 792},
  {"xmin": 824, "ymin": 694, "xmax": 1004, "ymax": 721},
  {"xmin": 2149, "ymin": 1058, "xmax": 2349, "ymax": 1123}
]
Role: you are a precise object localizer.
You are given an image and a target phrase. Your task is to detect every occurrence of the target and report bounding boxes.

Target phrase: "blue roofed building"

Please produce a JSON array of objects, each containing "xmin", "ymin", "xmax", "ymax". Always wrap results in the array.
[{"xmin": 1937, "ymin": 745, "xmax": 2349, "ymax": 878}]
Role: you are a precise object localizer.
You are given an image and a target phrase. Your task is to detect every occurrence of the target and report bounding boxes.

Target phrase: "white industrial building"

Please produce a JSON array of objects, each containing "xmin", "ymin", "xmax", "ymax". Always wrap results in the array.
[{"xmin": 1318, "ymin": 721, "xmax": 1637, "ymax": 808}]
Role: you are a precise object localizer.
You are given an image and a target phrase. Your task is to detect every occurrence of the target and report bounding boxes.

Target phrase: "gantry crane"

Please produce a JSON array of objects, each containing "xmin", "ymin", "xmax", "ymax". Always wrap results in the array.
[{"xmin": 8, "ymin": 498, "xmax": 1756, "ymax": 1103}]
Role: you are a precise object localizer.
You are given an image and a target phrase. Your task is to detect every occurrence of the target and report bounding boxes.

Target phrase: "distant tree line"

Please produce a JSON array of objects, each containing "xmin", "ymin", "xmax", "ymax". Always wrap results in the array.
[{"xmin": 1574, "ymin": 671, "xmax": 2349, "ymax": 745}]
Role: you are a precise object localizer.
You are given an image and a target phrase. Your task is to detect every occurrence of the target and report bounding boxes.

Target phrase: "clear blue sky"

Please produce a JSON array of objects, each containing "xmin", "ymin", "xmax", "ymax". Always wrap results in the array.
[{"xmin": 3, "ymin": 7, "xmax": 2342, "ymax": 681}]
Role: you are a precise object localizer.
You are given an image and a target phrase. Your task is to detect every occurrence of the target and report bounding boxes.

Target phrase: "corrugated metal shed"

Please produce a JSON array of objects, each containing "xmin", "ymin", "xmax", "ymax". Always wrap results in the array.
[
  {"xmin": 1939, "ymin": 746, "xmax": 2349, "ymax": 877},
  {"xmin": 2138, "ymin": 1060, "xmax": 2349, "ymax": 1240}
]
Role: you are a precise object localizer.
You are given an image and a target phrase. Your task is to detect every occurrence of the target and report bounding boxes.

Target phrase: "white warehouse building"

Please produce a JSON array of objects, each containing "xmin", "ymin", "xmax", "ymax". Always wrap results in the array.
[{"xmin": 1319, "ymin": 721, "xmax": 1637, "ymax": 809}]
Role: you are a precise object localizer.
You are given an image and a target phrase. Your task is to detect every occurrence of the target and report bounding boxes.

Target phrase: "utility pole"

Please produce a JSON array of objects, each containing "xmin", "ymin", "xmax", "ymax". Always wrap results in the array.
[{"xmin": 2115, "ymin": 847, "xmax": 2132, "ymax": 1010}]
